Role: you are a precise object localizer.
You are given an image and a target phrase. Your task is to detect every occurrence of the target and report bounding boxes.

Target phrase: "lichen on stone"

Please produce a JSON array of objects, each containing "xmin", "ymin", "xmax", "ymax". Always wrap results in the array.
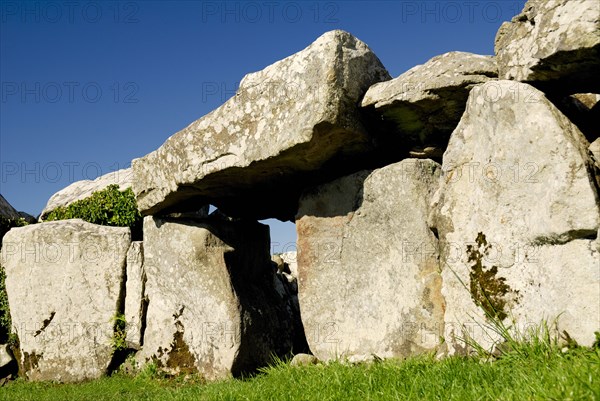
[
  {"xmin": 467, "ymin": 232, "xmax": 519, "ymax": 321},
  {"xmin": 23, "ymin": 351, "xmax": 41, "ymax": 373},
  {"xmin": 165, "ymin": 329, "xmax": 197, "ymax": 375}
]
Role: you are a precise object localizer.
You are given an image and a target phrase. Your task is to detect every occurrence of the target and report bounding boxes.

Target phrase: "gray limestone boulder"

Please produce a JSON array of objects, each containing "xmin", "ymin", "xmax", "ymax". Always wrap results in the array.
[
  {"xmin": 589, "ymin": 138, "xmax": 600, "ymax": 188},
  {"xmin": 124, "ymin": 241, "xmax": 146, "ymax": 348},
  {"xmin": 132, "ymin": 30, "xmax": 391, "ymax": 220},
  {"xmin": 0, "ymin": 220, "xmax": 131, "ymax": 382},
  {"xmin": 0, "ymin": 344, "xmax": 14, "ymax": 371},
  {"xmin": 137, "ymin": 216, "xmax": 305, "ymax": 380},
  {"xmin": 361, "ymin": 52, "xmax": 497, "ymax": 155},
  {"xmin": 553, "ymin": 93, "xmax": 599, "ymax": 143},
  {"xmin": 495, "ymin": 0, "xmax": 600, "ymax": 93},
  {"xmin": 590, "ymin": 138, "xmax": 600, "ymax": 166},
  {"xmin": 296, "ymin": 159, "xmax": 444, "ymax": 361},
  {"xmin": 429, "ymin": 80, "xmax": 600, "ymax": 354},
  {"xmin": 280, "ymin": 252, "xmax": 298, "ymax": 278},
  {"xmin": 40, "ymin": 168, "xmax": 132, "ymax": 220},
  {"xmin": 272, "ymin": 251, "xmax": 298, "ymax": 283},
  {"xmin": 0, "ymin": 343, "xmax": 17, "ymax": 380},
  {"xmin": 290, "ymin": 353, "xmax": 318, "ymax": 367}
]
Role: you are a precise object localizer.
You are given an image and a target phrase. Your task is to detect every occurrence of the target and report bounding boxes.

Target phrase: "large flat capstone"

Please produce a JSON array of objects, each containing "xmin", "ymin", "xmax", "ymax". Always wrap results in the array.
[
  {"xmin": 132, "ymin": 30, "xmax": 391, "ymax": 220},
  {"xmin": 361, "ymin": 52, "xmax": 497, "ymax": 157}
]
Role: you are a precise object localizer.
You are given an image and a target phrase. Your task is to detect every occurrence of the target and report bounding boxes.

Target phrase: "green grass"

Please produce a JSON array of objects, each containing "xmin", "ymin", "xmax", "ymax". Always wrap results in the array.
[{"xmin": 2, "ymin": 344, "xmax": 598, "ymax": 401}]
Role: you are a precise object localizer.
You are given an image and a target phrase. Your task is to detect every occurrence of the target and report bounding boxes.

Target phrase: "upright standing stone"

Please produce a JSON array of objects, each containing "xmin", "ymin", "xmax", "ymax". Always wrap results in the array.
[
  {"xmin": 138, "ymin": 216, "xmax": 300, "ymax": 380},
  {"xmin": 124, "ymin": 241, "xmax": 145, "ymax": 348},
  {"xmin": 296, "ymin": 159, "xmax": 444, "ymax": 361},
  {"xmin": 0, "ymin": 220, "xmax": 130, "ymax": 382},
  {"xmin": 430, "ymin": 81, "xmax": 600, "ymax": 353}
]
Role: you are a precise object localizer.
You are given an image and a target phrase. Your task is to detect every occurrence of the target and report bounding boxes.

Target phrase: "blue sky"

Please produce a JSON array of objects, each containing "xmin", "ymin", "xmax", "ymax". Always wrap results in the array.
[{"xmin": 0, "ymin": 0, "xmax": 525, "ymax": 250}]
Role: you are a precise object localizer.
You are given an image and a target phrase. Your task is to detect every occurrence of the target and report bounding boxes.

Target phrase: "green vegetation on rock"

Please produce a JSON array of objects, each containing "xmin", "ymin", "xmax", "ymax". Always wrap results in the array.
[
  {"xmin": 467, "ymin": 232, "xmax": 519, "ymax": 321},
  {"xmin": 111, "ymin": 313, "xmax": 128, "ymax": 351},
  {"xmin": 0, "ymin": 216, "xmax": 28, "ymax": 243},
  {"xmin": 45, "ymin": 185, "xmax": 141, "ymax": 228},
  {"xmin": 0, "ymin": 264, "xmax": 11, "ymax": 344}
]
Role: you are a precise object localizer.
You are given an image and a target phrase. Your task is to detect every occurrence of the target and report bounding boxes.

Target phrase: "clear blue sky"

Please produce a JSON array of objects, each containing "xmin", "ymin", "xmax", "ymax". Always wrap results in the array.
[{"xmin": 0, "ymin": 0, "xmax": 525, "ymax": 251}]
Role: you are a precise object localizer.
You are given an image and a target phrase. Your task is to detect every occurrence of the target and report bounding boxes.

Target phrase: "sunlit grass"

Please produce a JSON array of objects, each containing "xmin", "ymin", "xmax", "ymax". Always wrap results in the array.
[{"xmin": 2, "ymin": 341, "xmax": 598, "ymax": 401}]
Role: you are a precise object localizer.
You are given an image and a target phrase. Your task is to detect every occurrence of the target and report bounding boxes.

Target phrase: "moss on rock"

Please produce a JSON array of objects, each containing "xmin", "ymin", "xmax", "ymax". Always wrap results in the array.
[{"xmin": 467, "ymin": 232, "xmax": 520, "ymax": 321}]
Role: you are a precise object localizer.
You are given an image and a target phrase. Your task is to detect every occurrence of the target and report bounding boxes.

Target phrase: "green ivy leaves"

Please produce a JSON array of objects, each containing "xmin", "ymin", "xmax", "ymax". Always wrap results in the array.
[
  {"xmin": 45, "ymin": 185, "xmax": 141, "ymax": 228},
  {"xmin": 0, "ymin": 264, "xmax": 11, "ymax": 343}
]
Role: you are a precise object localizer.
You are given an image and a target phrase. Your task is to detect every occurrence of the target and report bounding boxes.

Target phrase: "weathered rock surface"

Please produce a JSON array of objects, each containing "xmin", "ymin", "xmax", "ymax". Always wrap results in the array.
[
  {"xmin": 361, "ymin": 52, "xmax": 497, "ymax": 155},
  {"xmin": 272, "ymin": 251, "xmax": 298, "ymax": 282},
  {"xmin": 270, "ymin": 250, "xmax": 308, "ymax": 357},
  {"xmin": 590, "ymin": 138, "xmax": 600, "ymax": 187},
  {"xmin": 281, "ymin": 252, "xmax": 298, "ymax": 279},
  {"xmin": 40, "ymin": 168, "xmax": 132, "ymax": 220},
  {"xmin": 0, "ymin": 220, "xmax": 131, "ymax": 382},
  {"xmin": 137, "ymin": 216, "xmax": 304, "ymax": 380},
  {"xmin": 133, "ymin": 30, "xmax": 391, "ymax": 220},
  {"xmin": 296, "ymin": 159, "xmax": 444, "ymax": 361},
  {"xmin": 495, "ymin": 0, "xmax": 600, "ymax": 93},
  {"xmin": 553, "ymin": 93, "xmax": 599, "ymax": 143},
  {"xmin": 0, "ymin": 344, "xmax": 13, "ymax": 370},
  {"xmin": 124, "ymin": 241, "xmax": 146, "ymax": 348},
  {"xmin": 290, "ymin": 353, "xmax": 318, "ymax": 367},
  {"xmin": 571, "ymin": 93, "xmax": 600, "ymax": 111},
  {"xmin": 0, "ymin": 343, "xmax": 17, "ymax": 380},
  {"xmin": 591, "ymin": 138, "xmax": 600, "ymax": 166},
  {"xmin": 429, "ymin": 81, "xmax": 600, "ymax": 353}
]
